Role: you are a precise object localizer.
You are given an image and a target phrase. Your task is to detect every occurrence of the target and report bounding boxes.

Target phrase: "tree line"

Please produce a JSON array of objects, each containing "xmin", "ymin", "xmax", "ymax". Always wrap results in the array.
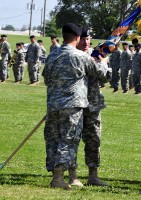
[{"xmin": 45, "ymin": 0, "xmax": 139, "ymax": 39}]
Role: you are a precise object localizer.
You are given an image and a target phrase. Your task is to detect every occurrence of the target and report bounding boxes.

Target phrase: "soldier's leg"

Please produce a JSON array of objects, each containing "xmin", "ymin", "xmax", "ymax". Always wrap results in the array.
[
  {"xmin": 20, "ymin": 65, "xmax": 25, "ymax": 81},
  {"xmin": 44, "ymin": 111, "xmax": 60, "ymax": 172},
  {"xmin": 133, "ymin": 72, "xmax": 140, "ymax": 94},
  {"xmin": 13, "ymin": 65, "xmax": 20, "ymax": 82},
  {"xmin": 82, "ymin": 108, "xmax": 109, "ymax": 186},
  {"xmin": 37, "ymin": 61, "xmax": 42, "ymax": 82},
  {"xmin": 1, "ymin": 61, "xmax": 8, "ymax": 82},
  {"xmin": 54, "ymin": 108, "xmax": 83, "ymax": 170},
  {"xmin": 121, "ymin": 68, "xmax": 129, "ymax": 92},
  {"xmin": 129, "ymin": 69, "xmax": 134, "ymax": 89},
  {"xmin": 82, "ymin": 108, "xmax": 101, "ymax": 168},
  {"xmin": 28, "ymin": 63, "xmax": 37, "ymax": 83}
]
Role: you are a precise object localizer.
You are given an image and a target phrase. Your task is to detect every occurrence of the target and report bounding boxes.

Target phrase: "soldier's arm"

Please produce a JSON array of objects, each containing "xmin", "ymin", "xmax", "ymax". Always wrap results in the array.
[
  {"xmin": 86, "ymin": 55, "xmax": 112, "ymax": 82},
  {"xmin": 19, "ymin": 51, "xmax": 25, "ymax": 65},
  {"xmin": 42, "ymin": 56, "xmax": 49, "ymax": 86},
  {"xmin": 35, "ymin": 44, "xmax": 40, "ymax": 63},
  {"xmin": 5, "ymin": 43, "xmax": 12, "ymax": 60}
]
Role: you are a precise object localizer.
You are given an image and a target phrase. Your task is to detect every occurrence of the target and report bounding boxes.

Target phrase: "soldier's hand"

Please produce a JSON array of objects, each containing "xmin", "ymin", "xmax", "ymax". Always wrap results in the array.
[{"xmin": 98, "ymin": 55, "xmax": 109, "ymax": 64}]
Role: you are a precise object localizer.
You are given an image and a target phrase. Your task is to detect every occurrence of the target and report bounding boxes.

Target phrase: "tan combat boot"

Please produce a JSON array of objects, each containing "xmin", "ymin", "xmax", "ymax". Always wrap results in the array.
[
  {"xmin": 68, "ymin": 168, "xmax": 83, "ymax": 187},
  {"xmin": 51, "ymin": 168, "xmax": 71, "ymax": 190},
  {"xmin": 87, "ymin": 167, "xmax": 109, "ymax": 186}
]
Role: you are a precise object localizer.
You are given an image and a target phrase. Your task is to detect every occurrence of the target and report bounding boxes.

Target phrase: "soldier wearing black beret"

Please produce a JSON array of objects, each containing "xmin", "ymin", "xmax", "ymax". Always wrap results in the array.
[
  {"xmin": 1, "ymin": 35, "xmax": 7, "ymax": 38},
  {"xmin": 77, "ymin": 27, "xmax": 109, "ymax": 186},
  {"xmin": 43, "ymin": 22, "xmax": 109, "ymax": 189},
  {"xmin": 50, "ymin": 35, "xmax": 60, "ymax": 53}
]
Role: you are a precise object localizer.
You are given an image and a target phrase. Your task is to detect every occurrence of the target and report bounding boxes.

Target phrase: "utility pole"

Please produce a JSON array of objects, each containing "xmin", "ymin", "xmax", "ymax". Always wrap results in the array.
[
  {"xmin": 29, "ymin": 0, "xmax": 34, "ymax": 36},
  {"xmin": 41, "ymin": 8, "xmax": 43, "ymax": 36},
  {"xmin": 43, "ymin": 0, "xmax": 47, "ymax": 37}
]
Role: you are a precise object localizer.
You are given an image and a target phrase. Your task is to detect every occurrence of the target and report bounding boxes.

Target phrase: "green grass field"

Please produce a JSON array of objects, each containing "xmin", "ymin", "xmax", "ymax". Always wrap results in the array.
[{"xmin": 0, "ymin": 35, "xmax": 141, "ymax": 200}]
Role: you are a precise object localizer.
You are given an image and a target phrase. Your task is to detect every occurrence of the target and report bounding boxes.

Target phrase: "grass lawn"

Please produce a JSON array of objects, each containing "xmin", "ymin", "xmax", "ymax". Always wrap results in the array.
[{"xmin": 0, "ymin": 36, "xmax": 140, "ymax": 199}]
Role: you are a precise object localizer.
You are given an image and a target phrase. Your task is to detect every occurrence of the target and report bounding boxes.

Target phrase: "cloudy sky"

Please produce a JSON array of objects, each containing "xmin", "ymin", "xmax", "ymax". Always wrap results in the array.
[{"xmin": 0, "ymin": 0, "xmax": 58, "ymax": 29}]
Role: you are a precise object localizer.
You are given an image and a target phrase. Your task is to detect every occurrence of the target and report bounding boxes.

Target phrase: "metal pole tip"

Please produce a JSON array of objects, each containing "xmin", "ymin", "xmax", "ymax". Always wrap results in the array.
[{"xmin": 0, "ymin": 163, "xmax": 5, "ymax": 170}]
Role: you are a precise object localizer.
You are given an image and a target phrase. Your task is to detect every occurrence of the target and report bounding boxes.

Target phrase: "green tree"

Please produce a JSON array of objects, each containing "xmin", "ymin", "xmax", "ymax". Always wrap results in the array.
[
  {"xmin": 54, "ymin": 0, "xmax": 138, "ymax": 38},
  {"xmin": 45, "ymin": 14, "xmax": 62, "ymax": 37},
  {"xmin": 2, "ymin": 25, "xmax": 15, "ymax": 31}
]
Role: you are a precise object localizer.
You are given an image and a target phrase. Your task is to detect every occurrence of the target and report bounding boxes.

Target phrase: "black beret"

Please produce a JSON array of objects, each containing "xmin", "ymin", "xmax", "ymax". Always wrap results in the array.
[
  {"xmin": 122, "ymin": 42, "xmax": 129, "ymax": 45},
  {"xmin": 16, "ymin": 43, "xmax": 21, "ymax": 46},
  {"xmin": 81, "ymin": 27, "xmax": 90, "ymax": 38},
  {"xmin": 1, "ymin": 34, "xmax": 7, "ymax": 37},
  {"xmin": 136, "ymin": 43, "xmax": 141, "ymax": 48},
  {"xmin": 37, "ymin": 40, "xmax": 43, "ymax": 43},
  {"xmin": 62, "ymin": 23, "xmax": 82, "ymax": 36},
  {"xmin": 29, "ymin": 35, "xmax": 35, "ymax": 39},
  {"xmin": 51, "ymin": 36, "xmax": 57, "ymax": 39}
]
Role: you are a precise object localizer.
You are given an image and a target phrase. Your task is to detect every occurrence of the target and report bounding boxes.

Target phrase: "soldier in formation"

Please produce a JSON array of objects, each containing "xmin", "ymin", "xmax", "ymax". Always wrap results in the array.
[
  {"xmin": 120, "ymin": 42, "xmax": 132, "ymax": 93},
  {"xmin": 25, "ymin": 35, "xmax": 40, "ymax": 85},
  {"xmin": 132, "ymin": 43, "xmax": 141, "ymax": 94},
  {"xmin": 11, "ymin": 43, "xmax": 25, "ymax": 83},
  {"xmin": 0, "ymin": 35, "xmax": 11, "ymax": 82},
  {"xmin": 109, "ymin": 43, "xmax": 122, "ymax": 92}
]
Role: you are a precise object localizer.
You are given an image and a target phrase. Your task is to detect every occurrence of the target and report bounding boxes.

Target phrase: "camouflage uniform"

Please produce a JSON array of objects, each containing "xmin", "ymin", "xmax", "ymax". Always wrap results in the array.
[
  {"xmin": 12, "ymin": 49, "xmax": 25, "ymax": 82},
  {"xmin": 82, "ymin": 48, "xmax": 109, "ymax": 168},
  {"xmin": 26, "ymin": 42, "xmax": 40, "ymax": 83},
  {"xmin": 120, "ymin": 49, "xmax": 131, "ymax": 92},
  {"xmin": 0, "ymin": 41, "xmax": 11, "ymax": 81},
  {"xmin": 43, "ymin": 44, "xmax": 109, "ymax": 172},
  {"xmin": 132, "ymin": 51, "xmax": 141, "ymax": 93},
  {"xmin": 110, "ymin": 48, "xmax": 122, "ymax": 90},
  {"xmin": 129, "ymin": 50, "xmax": 135, "ymax": 89},
  {"xmin": 50, "ymin": 43, "xmax": 60, "ymax": 53},
  {"xmin": 37, "ymin": 45, "xmax": 46, "ymax": 81},
  {"xmin": 20, "ymin": 47, "xmax": 26, "ymax": 81}
]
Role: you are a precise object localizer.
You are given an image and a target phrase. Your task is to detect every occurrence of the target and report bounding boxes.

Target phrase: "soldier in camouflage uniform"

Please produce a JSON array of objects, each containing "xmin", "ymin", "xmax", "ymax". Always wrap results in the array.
[
  {"xmin": 129, "ymin": 44, "xmax": 135, "ymax": 89},
  {"xmin": 43, "ymin": 23, "xmax": 109, "ymax": 190},
  {"xmin": 20, "ymin": 42, "xmax": 27, "ymax": 81},
  {"xmin": 25, "ymin": 35, "xmax": 40, "ymax": 85},
  {"xmin": 12, "ymin": 43, "xmax": 25, "ymax": 83},
  {"xmin": 110, "ymin": 43, "xmax": 122, "ymax": 92},
  {"xmin": 50, "ymin": 36, "xmax": 60, "ymax": 53},
  {"xmin": 77, "ymin": 27, "xmax": 109, "ymax": 186},
  {"xmin": 0, "ymin": 35, "xmax": 11, "ymax": 82},
  {"xmin": 37, "ymin": 40, "xmax": 47, "ymax": 81},
  {"xmin": 120, "ymin": 42, "xmax": 132, "ymax": 93},
  {"xmin": 132, "ymin": 43, "xmax": 141, "ymax": 94}
]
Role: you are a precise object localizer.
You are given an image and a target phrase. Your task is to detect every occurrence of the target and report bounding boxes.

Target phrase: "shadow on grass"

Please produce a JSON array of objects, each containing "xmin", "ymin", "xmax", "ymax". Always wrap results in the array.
[
  {"xmin": 0, "ymin": 173, "xmax": 51, "ymax": 188},
  {"xmin": 0, "ymin": 173, "xmax": 140, "ymax": 193}
]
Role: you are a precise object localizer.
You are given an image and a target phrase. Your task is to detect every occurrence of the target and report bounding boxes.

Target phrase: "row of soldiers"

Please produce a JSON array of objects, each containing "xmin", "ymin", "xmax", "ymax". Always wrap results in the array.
[
  {"xmin": 109, "ymin": 38, "xmax": 141, "ymax": 94},
  {"xmin": 0, "ymin": 34, "xmax": 46, "ymax": 84}
]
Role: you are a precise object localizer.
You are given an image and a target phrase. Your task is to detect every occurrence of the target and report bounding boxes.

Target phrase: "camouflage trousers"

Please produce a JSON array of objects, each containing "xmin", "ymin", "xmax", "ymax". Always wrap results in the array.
[
  {"xmin": 20, "ymin": 64, "xmax": 25, "ymax": 81},
  {"xmin": 13, "ymin": 64, "xmax": 24, "ymax": 82},
  {"xmin": 27, "ymin": 62, "xmax": 38, "ymax": 83},
  {"xmin": 82, "ymin": 108, "xmax": 101, "ymax": 168},
  {"xmin": 111, "ymin": 67, "xmax": 120, "ymax": 89},
  {"xmin": 37, "ymin": 61, "xmax": 42, "ymax": 81},
  {"xmin": 0, "ymin": 60, "xmax": 8, "ymax": 81},
  {"xmin": 44, "ymin": 108, "xmax": 83, "ymax": 171},
  {"xmin": 121, "ymin": 68, "xmax": 132, "ymax": 91},
  {"xmin": 133, "ymin": 70, "xmax": 141, "ymax": 93}
]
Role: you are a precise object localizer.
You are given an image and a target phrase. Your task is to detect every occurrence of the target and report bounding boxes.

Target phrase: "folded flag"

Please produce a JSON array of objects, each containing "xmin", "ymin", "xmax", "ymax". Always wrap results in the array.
[{"xmin": 91, "ymin": 3, "xmax": 141, "ymax": 58}]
